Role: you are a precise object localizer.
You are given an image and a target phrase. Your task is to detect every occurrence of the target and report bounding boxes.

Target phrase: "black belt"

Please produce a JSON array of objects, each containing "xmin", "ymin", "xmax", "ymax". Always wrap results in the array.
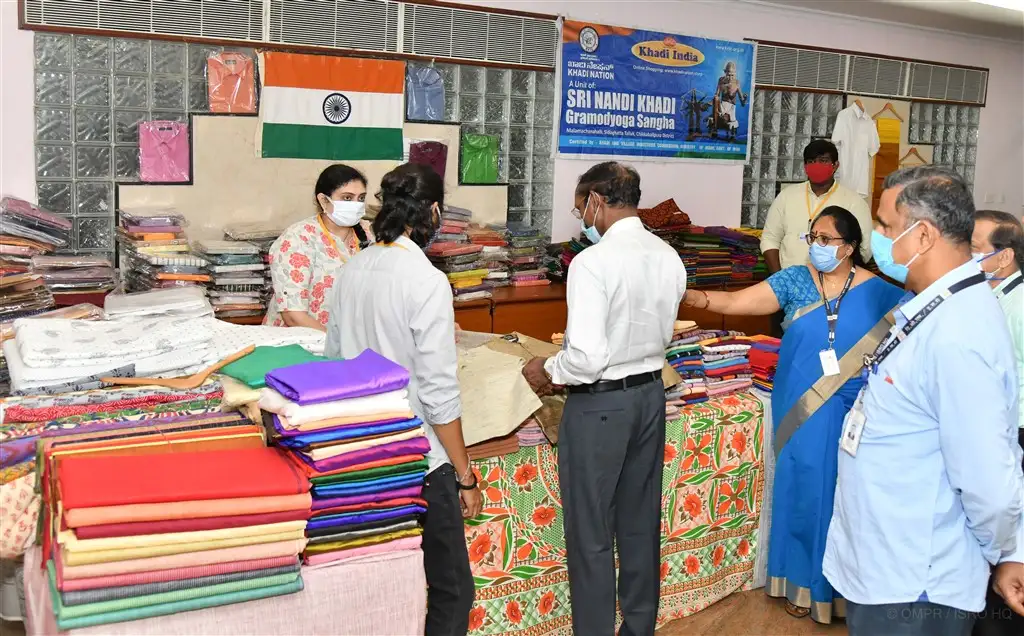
[{"xmin": 567, "ymin": 370, "xmax": 660, "ymax": 394}]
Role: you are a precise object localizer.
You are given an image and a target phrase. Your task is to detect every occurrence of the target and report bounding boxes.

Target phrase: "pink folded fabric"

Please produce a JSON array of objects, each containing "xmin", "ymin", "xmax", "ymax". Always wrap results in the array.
[
  {"xmin": 58, "ymin": 538, "xmax": 307, "ymax": 580},
  {"xmin": 304, "ymin": 536, "xmax": 423, "ymax": 567},
  {"xmin": 58, "ymin": 555, "xmax": 299, "ymax": 591}
]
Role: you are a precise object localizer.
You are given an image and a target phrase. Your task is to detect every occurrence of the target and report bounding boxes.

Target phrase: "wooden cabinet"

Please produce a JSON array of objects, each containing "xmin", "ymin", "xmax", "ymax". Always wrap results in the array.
[
  {"xmin": 455, "ymin": 283, "xmax": 773, "ymax": 338},
  {"xmin": 453, "ymin": 298, "xmax": 492, "ymax": 334},
  {"xmin": 490, "ymin": 285, "xmax": 568, "ymax": 341}
]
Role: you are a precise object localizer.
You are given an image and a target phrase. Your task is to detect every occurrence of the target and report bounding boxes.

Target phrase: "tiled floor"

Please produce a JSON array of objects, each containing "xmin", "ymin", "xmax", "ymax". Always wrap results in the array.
[{"xmin": 659, "ymin": 590, "xmax": 848, "ymax": 636}]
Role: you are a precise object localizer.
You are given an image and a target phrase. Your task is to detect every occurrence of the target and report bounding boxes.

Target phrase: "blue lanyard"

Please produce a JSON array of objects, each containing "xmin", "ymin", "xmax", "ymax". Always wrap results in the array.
[
  {"xmin": 818, "ymin": 267, "xmax": 855, "ymax": 350},
  {"xmin": 862, "ymin": 272, "xmax": 986, "ymax": 377}
]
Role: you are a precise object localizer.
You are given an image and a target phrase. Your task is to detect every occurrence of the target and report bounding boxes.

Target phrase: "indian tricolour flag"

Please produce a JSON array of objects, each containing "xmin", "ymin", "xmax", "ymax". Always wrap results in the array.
[{"xmin": 257, "ymin": 52, "xmax": 405, "ymax": 161}]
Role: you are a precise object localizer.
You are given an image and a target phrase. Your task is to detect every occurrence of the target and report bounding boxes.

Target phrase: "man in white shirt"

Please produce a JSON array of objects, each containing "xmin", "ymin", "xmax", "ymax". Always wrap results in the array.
[
  {"xmin": 831, "ymin": 101, "xmax": 881, "ymax": 198},
  {"xmin": 522, "ymin": 162, "xmax": 688, "ymax": 636},
  {"xmin": 760, "ymin": 139, "xmax": 874, "ymax": 274}
]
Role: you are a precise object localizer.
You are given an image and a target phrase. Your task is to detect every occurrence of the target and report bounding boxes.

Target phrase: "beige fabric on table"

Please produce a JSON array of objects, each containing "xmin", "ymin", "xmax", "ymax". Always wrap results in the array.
[
  {"xmin": 22, "ymin": 546, "xmax": 427, "ymax": 636},
  {"xmin": 457, "ymin": 346, "xmax": 542, "ymax": 446}
]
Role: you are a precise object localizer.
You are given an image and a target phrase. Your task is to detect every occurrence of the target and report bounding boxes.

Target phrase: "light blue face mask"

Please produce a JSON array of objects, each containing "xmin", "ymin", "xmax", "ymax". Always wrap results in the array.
[
  {"xmin": 870, "ymin": 221, "xmax": 921, "ymax": 284},
  {"xmin": 580, "ymin": 196, "xmax": 603, "ymax": 244},
  {"xmin": 808, "ymin": 243, "xmax": 847, "ymax": 273}
]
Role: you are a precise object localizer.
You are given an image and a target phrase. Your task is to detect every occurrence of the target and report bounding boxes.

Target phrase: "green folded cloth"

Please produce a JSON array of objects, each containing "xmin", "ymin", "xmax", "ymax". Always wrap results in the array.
[
  {"xmin": 48, "ymin": 560, "xmax": 304, "ymax": 629},
  {"xmin": 220, "ymin": 345, "xmax": 326, "ymax": 388},
  {"xmin": 310, "ymin": 459, "xmax": 430, "ymax": 486}
]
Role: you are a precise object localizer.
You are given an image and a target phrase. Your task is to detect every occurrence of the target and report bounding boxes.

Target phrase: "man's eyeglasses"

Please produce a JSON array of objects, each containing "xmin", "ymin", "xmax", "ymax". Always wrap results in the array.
[
  {"xmin": 570, "ymin": 207, "xmax": 583, "ymax": 220},
  {"xmin": 802, "ymin": 232, "xmax": 845, "ymax": 247}
]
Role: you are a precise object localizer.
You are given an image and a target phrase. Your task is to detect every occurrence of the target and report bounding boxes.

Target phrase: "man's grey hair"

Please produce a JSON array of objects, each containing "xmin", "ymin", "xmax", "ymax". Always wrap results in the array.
[{"xmin": 881, "ymin": 166, "xmax": 974, "ymax": 245}]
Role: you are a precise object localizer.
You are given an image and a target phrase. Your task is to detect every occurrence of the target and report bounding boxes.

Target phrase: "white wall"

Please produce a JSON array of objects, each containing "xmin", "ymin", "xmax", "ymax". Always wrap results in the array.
[
  {"xmin": 2, "ymin": 0, "xmax": 1021, "ymax": 239},
  {"xmin": 0, "ymin": 0, "xmax": 35, "ymax": 201},
  {"xmin": 454, "ymin": 0, "xmax": 1024, "ymax": 240}
]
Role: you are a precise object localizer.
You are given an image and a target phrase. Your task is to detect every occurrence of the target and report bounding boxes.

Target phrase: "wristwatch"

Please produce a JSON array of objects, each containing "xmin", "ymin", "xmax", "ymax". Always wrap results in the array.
[{"xmin": 456, "ymin": 470, "xmax": 478, "ymax": 491}]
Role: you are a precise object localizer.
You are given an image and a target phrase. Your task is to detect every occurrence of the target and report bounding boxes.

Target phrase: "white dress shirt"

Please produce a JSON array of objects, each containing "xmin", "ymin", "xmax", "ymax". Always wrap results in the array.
[
  {"xmin": 831, "ymin": 103, "xmax": 881, "ymax": 196},
  {"xmin": 324, "ymin": 235, "xmax": 456, "ymax": 474},
  {"xmin": 759, "ymin": 181, "xmax": 873, "ymax": 270},
  {"xmin": 823, "ymin": 260, "xmax": 1022, "ymax": 612},
  {"xmin": 544, "ymin": 216, "xmax": 687, "ymax": 386}
]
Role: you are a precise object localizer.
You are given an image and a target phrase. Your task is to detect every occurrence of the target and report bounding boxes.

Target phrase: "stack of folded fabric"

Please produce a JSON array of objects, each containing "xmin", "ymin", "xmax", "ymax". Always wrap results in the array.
[
  {"xmin": 258, "ymin": 350, "xmax": 429, "ymax": 566},
  {"xmin": 0, "ymin": 303, "xmax": 103, "ymax": 395},
  {"xmin": 223, "ymin": 223, "xmax": 285, "ymax": 308},
  {"xmin": 194, "ymin": 240, "xmax": 267, "ymax": 320},
  {"xmin": 704, "ymin": 226, "xmax": 761, "ymax": 286},
  {"xmin": 118, "ymin": 208, "xmax": 210, "ymax": 293},
  {"xmin": 700, "ymin": 332, "xmax": 753, "ymax": 397},
  {"xmin": 639, "ymin": 199, "xmax": 692, "ymax": 238},
  {"xmin": 46, "ymin": 446, "xmax": 309, "ymax": 630},
  {"xmin": 507, "ymin": 225, "xmax": 550, "ymax": 288},
  {"xmin": 467, "ymin": 224, "xmax": 512, "ymax": 289},
  {"xmin": 3, "ymin": 313, "xmax": 215, "ymax": 395},
  {"xmin": 515, "ymin": 419, "xmax": 547, "ymax": 447},
  {"xmin": 104, "ymin": 287, "xmax": 213, "ymax": 321},
  {"xmin": 748, "ymin": 336, "xmax": 781, "ymax": 392},
  {"xmin": 0, "ymin": 196, "xmax": 71, "ymax": 258},
  {"xmin": 664, "ymin": 321, "xmax": 708, "ymax": 407},
  {"xmin": 552, "ymin": 235, "xmax": 592, "ymax": 279},
  {"xmin": 437, "ymin": 206, "xmax": 472, "ymax": 243},
  {"xmin": 678, "ymin": 228, "xmax": 732, "ymax": 288},
  {"xmin": 733, "ymin": 227, "xmax": 768, "ymax": 281},
  {"xmin": 31, "ymin": 255, "xmax": 116, "ymax": 302},
  {"xmin": 424, "ymin": 242, "xmax": 491, "ymax": 303}
]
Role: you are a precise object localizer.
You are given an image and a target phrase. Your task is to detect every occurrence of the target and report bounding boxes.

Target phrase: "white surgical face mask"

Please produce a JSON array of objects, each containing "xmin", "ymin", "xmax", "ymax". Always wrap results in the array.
[{"xmin": 327, "ymin": 200, "xmax": 365, "ymax": 227}]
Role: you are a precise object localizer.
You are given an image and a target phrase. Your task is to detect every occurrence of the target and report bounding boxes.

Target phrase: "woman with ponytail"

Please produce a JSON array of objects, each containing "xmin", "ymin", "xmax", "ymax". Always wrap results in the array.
[{"xmin": 325, "ymin": 163, "xmax": 479, "ymax": 635}]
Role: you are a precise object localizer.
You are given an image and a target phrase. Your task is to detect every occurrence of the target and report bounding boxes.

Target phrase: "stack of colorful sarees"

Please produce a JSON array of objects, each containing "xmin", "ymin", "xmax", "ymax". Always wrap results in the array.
[
  {"xmin": 38, "ymin": 417, "xmax": 308, "ymax": 630},
  {"xmin": 259, "ymin": 349, "xmax": 428, "ymax": 566}
]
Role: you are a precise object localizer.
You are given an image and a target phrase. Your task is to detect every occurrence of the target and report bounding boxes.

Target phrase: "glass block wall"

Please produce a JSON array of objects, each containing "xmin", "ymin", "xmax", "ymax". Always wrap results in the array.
[
  {"xmin": 33, "ymin": 33, "xmax": 253, "ymax": 252},
  {"xmin": 908, "ymin": 102, "xmax": 979, "ymax": 187},
  {"xmin": 33, "ymin": 33, "xmax": 558, "ymax": 254},
  {"xmin": 431, "ymin": 64, "xmax": 557, "ymax": 230},
  {"xmin": 742, "ymin": 90, "xmax": 845, "ymax": 228}
]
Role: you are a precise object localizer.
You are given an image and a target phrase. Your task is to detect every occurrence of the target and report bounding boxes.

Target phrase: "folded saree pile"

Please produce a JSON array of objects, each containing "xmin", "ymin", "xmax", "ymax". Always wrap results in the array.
[
  {"xmin": 259, "ymin": 349, "xmax": 428, "ymax": 565},
  {"xmin": 46, "ymin": 445, "xmax": 309, "ymax": 630},
  {"xmin": 701, "ymin": 335, "xmax": 753, "ymax": 397},
  {"xmin": 426, "ymin": 242, "xmax": 494, "ymax": 303},
  {"xmin": 664, "ymin": 321, "xmax": 709, "ymax": 406},
  {"xmin": 747, "ymin": 336, "xmax": 780, "ymax": 392}
]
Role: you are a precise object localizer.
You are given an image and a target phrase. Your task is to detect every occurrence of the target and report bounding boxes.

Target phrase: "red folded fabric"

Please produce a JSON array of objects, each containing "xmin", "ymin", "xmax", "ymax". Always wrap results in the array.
[
  {"xmin": 72, "ymin": 508, "xmax": 311, "ymax": 540},
  {"xmin": 705, "ymin": 364, "xmax": 751, "ymax": 378},
  {"xmin": 59, "ymin": 447, "xmax": 310, "ymax": 509}
]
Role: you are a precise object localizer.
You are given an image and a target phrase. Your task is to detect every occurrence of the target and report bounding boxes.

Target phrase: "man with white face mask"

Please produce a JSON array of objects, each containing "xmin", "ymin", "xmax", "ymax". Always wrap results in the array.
[
  {"xmin": 265, "ymin": 164, "xmax": 374, "ymax": 330},
  {"xmin": 521, "ymin": 162, "xmax": 687, "ymax": 636},
  {"xmin": 971, "ymin": 209, "xmax": 1024, "ymax": 636},
  {"xmin": 823, "ymin": 166, "xmax": 1023, "ymax": 636}
]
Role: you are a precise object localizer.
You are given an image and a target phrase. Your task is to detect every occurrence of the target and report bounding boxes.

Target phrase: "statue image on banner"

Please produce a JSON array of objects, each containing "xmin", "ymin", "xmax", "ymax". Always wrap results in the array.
[{"xmin": 558, "ymin": 20, "xmax": 755, "ymax": 163}]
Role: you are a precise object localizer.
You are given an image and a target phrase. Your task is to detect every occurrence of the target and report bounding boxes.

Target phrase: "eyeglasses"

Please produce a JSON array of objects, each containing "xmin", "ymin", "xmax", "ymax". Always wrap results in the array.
[
  {"xmin": 803, "ymin": 232, "xmax": 845, "ymax": 247},
  {"xmin": 570, "ymin": 207, "xmax": 583, "ymax": 220}
]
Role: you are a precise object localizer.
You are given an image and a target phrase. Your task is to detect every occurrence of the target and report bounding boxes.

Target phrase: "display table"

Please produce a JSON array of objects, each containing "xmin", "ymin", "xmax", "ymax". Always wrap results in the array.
[
  {"xmin": 23, "ymin": 547, "xmax": 427, "ymax": 635},
  {"xmin": 465, "ymin": 392, "xmax": 765, "ymax": 634},
  {"xmin": 453, "ymin": 297, "xmax": 493, "ymax": 334}
]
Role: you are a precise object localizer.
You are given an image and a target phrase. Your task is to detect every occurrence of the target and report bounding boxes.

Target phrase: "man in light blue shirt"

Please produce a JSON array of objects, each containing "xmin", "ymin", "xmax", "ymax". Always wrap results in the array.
[{"xmin": 822, "ymin": 166, "xmax": 1024, "ymax": 636}]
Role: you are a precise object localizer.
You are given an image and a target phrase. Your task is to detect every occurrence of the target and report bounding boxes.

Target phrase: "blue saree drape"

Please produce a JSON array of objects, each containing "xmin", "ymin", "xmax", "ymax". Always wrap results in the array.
[{"xmin": 766, "ymin": 277, "xmax": 903, "ymax": 623}]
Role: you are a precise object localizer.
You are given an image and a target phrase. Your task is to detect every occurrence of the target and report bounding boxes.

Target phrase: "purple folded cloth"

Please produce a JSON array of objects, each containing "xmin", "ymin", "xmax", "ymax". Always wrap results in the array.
[
  {"xmin": 298, "ymin": 437, "xmax": 432, "ymax": 474},
  {"xmin": 311, "ymin": 490, "xmax": 425, "ymax": 511},
  {"xmin": 272, "ymin": 414, "xmax": 411, "ymax": 438},
  {"xmin": 123, "ymin": 224, "xmax": 184, "ymax": 234},
  {"xmin": 264, "ymin": 349, "xmax": 410, "ymax": 405}
]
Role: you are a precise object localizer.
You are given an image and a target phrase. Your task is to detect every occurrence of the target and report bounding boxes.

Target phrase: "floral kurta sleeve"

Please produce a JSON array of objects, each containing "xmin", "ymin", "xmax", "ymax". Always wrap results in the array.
[{"xmin": 264, "ymin": 216, "xmax": 372, "ymax": 328}]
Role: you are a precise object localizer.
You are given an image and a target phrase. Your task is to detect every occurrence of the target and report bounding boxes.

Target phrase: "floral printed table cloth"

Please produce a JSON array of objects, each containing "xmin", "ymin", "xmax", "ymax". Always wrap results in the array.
[{"xmin": 465, "ymin": 392, "xmax": 765, "ymax": 635}]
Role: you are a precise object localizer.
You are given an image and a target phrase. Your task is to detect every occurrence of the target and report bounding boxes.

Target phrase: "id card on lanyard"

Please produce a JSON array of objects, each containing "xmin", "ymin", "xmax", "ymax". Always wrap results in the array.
[{"xmin": 818, "ymin": 267, "xmax": 855, "ymax": 377}]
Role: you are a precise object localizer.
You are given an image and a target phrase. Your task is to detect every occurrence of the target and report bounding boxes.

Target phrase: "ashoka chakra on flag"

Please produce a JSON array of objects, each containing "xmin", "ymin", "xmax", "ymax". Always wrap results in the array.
[{"xmin": 257, "ymin": 52, "xmax": 404, "ymax": 161}]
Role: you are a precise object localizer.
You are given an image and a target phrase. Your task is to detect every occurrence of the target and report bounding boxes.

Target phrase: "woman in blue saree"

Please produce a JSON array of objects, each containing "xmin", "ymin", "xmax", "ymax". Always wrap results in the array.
[{"xmin": 682, "ymin": 206, "xmax": 904, "ymax": 624}]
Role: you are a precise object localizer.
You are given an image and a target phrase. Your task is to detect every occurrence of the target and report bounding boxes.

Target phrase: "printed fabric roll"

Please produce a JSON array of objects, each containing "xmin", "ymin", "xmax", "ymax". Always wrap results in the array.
[{"xmin": 264, "ymin": 349, "xmax": 409, "ymax": 405}]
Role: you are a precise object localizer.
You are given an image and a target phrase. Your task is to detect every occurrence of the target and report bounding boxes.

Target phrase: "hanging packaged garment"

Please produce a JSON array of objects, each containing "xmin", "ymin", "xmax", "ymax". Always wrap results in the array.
[
  {"xmin": 460, "ymin": 134, "xmax": 499, "ymax": 184},
  {"xmin": 408, "ymin": 141, "xmax": 448, "ymax": 181},
  {"xmin": 405, "ymin": 65, "xmax": 446, "ymax": 121}
]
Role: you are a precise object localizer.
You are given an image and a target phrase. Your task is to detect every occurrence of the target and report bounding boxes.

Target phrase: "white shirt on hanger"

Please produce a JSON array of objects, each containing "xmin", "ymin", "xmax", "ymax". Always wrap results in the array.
[
  {"xmin": 543, "ymin": 216, "xmax": 687, "ymax": 386},
  {"xmin": 831, "ymin": 103, "xmax": 881, "ymax": 196}
]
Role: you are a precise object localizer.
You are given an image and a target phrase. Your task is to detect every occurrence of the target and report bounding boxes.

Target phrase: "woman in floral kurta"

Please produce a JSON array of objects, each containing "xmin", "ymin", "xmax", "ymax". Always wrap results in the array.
[{"xmin": 265, "ymin": 165, "xmax": 373, "ymax": 330}]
